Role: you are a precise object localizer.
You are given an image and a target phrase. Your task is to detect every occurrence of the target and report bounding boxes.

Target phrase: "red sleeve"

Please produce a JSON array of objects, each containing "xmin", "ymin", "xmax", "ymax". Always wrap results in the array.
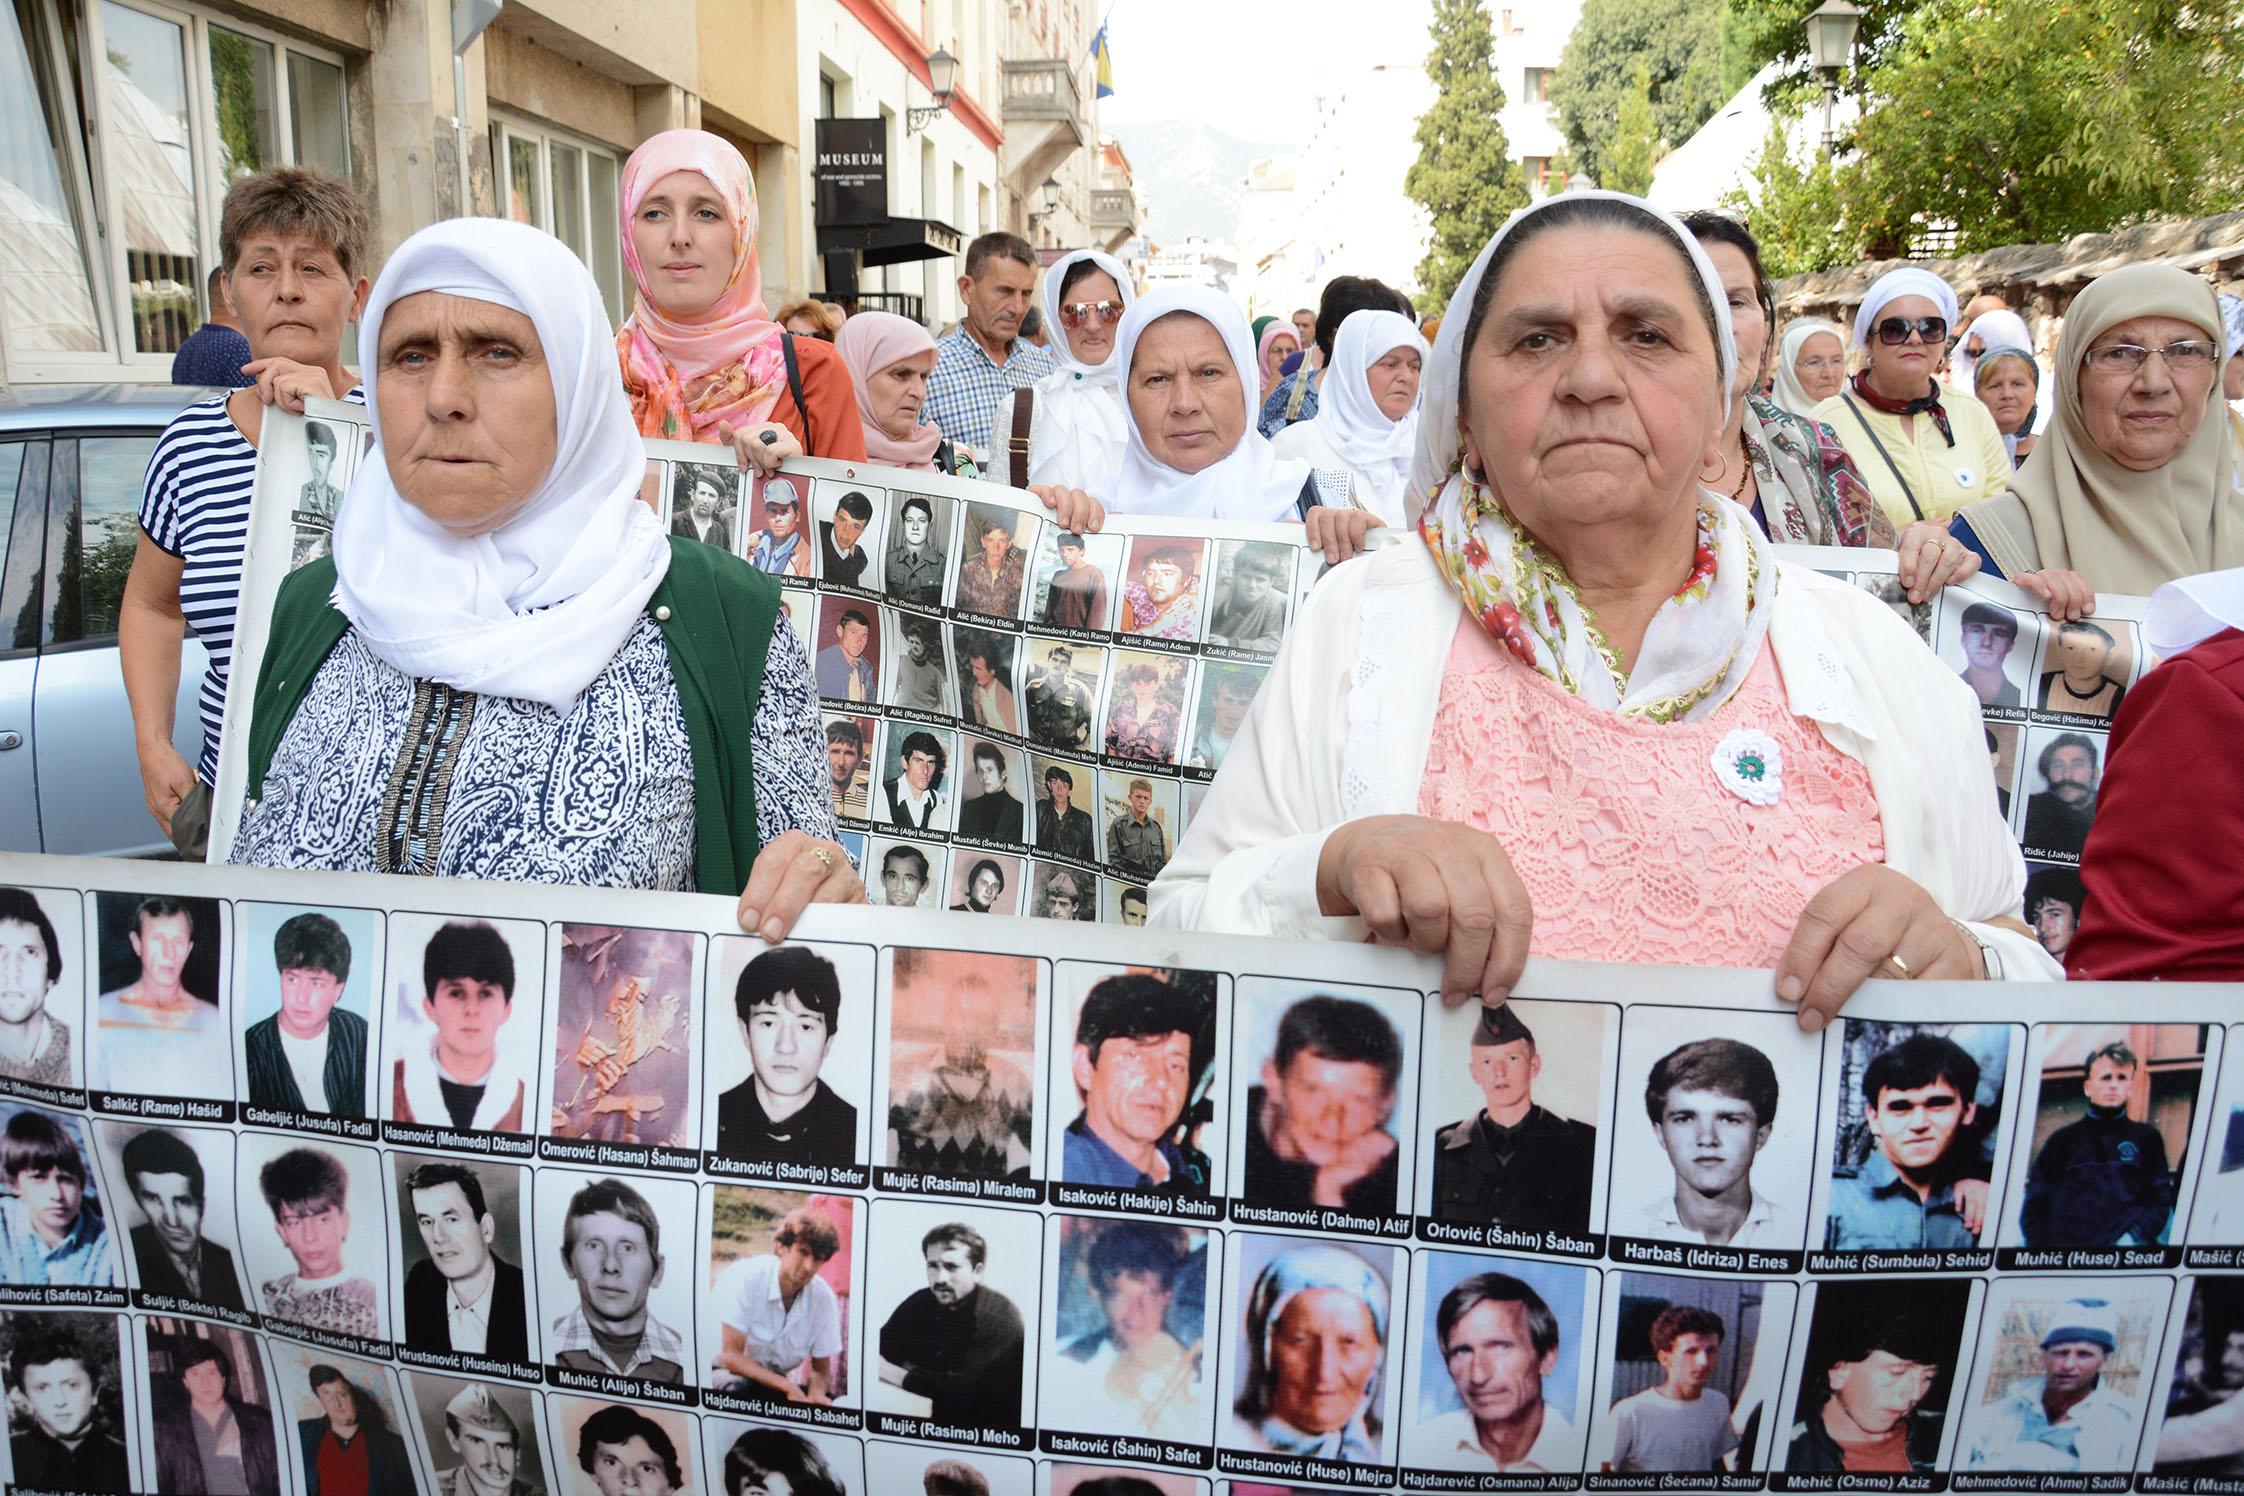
[
  {"xmin": 770, "ymin": 336, "xmax": 869, "ymax": 461},
  {"xmin": 2068, "ymin": 628, "xmax": 2244, "ymax": 981}
]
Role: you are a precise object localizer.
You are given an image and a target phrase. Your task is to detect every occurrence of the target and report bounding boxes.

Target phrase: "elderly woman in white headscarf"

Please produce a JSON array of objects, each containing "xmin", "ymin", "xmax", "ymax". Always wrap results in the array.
[
  {"xmin": 228, "ymin": 219, "xmax": 863, "ymax": 937},
  {"xmin": 988, "ymin": 248, "xmax": 1134, "ymax": 490},
  {"xmin": 1771, "ymin": 317, "xmax": 1848, "ymax": 417},
  {"xmin": 1267, "ymin": 309, "xmax": 1428, "ymax": 525},
  {"xmin": 1812, "ymin": 268, "xmax": 2013, "ymax": 531},
  {"xmin": 1103, "ymin": 286, "xmax": 1380, "ymax": 559},
  {"xmin": 1900, "ymin": 264, "xmax": 2244, "ymax": 623},
  {"xmin": 1228, "ymin": 1244, "xmax": 1391, "ymax": 1463},
  {"xmin": 1151, "ymin": 192, "xmax": 2057, "ymax": 1025}
]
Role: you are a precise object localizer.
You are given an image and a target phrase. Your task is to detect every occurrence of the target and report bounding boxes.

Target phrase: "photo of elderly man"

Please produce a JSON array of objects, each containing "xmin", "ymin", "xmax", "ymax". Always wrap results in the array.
[
  {"xmin": 1225, "ymin": 1239, "xmax": 1396, "ymax": 1464},
  {"xmin": 1963, "ymin": 1293, "xmax": 2153, "ymax": 1473},
  {"xmin": 1786, "ymin": 1280, "xmax": 1970, "ymax": 1476},
  {"xmin": 1414, "ymin": 1268, "xmax": 1586, "ymax": 1474}
]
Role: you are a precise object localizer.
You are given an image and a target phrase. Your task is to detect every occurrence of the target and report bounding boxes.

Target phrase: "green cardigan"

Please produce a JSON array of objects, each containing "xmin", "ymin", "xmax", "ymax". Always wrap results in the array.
[{"xmin": 244, "ymin": 536, "xmax": 780, "ymax": 896}]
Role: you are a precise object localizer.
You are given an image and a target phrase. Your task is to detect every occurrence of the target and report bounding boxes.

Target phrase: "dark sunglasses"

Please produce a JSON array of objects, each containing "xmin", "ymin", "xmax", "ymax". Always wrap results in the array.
[
  {"xmin": 1874, "ymin": 315, "xmax": 1949, "ymax": 346},
  {"xmin": 1059, "ymin": 300, "xmax": 1124, "ymax": 329}
]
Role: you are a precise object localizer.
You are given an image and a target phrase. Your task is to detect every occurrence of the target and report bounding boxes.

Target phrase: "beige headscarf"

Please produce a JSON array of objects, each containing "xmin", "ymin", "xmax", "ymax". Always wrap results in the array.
[{"xmin": 1955, "ymin": 263, "xmax": 2239, "ymax": 597}]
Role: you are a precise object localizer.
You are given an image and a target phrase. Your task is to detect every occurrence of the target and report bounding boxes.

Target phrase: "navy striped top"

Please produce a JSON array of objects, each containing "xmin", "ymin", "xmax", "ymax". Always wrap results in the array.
[{"xmin": 137, "ymin": 389, "xmax": 364, "ymax": 786}]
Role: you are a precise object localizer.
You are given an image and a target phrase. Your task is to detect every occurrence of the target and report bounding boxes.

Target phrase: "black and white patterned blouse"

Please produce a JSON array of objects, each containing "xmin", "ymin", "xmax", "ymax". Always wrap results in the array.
[{"xmin": 230, "ymin": 612, "xmax": 835, "ymax": 890}]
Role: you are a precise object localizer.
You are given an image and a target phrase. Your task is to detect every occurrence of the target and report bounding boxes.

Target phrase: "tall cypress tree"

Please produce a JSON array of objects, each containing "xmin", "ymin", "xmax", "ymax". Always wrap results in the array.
[{"xmin": 1405, "ymin": 0, "xmax": 1529, "ymax": 309}]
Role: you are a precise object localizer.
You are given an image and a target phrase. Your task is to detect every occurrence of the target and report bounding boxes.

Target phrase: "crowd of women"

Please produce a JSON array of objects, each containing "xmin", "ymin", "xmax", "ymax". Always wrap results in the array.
[{"xmin": 117, "ymin": 126, "xmax": 2244, "ymax": 1016}]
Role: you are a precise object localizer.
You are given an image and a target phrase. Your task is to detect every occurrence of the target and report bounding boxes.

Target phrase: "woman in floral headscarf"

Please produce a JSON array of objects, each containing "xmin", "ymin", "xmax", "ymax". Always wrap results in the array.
[
  {"xmin": 616, "ymin": 129, "xmax": 866, "ymax": 465},
  {"xmin": 1150, "ymin": 191, "xmax": 2057, "ymax": 1025}
]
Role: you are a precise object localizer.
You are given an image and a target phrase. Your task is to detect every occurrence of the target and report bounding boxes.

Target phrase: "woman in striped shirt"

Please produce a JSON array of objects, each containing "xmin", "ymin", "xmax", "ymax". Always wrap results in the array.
[{"xmin": 119, "ymin": 164, "xmax": 374, "ymax": 858}]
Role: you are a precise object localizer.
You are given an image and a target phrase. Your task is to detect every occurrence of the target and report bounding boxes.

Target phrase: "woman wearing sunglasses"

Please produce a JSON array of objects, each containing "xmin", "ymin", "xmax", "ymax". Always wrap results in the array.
[
  {"xmin": 988, "ymin": 249, "xmax": 1134, "ymax": 491},
  {"xmin": 1812, "ymin": 269, "xmax": 2015, "ymax": 551},
  {"xmin": 1906, "ymin": 265, "xmax": 2239, "ymax": 621}
]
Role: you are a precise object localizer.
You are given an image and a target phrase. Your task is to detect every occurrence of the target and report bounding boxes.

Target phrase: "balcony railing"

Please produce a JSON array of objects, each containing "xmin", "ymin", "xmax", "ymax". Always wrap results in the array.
[
  {"xmin": 1001, "ymin": 58, "xmax": 1084, "ymax": 124},
  {"xmin": 1089, "ymin": 187, "xmax": 1136, "ymax": 229}
]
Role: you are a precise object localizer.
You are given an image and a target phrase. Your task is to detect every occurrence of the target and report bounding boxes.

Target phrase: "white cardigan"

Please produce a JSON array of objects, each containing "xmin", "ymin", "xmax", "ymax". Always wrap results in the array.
[
  {"xmin": 1266, "ymin": 419, "xmax": 1405, "ymax": 525},
  {"xmin": 1149, "ymin": 538, "xmax": 2060, "ymax": 983}
]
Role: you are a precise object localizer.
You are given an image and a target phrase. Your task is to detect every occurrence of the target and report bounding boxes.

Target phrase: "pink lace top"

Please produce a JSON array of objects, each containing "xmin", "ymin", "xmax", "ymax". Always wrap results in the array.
[{"xmin": 1416, "ymin": 617, "xmax": 1886, "ymax": 967}]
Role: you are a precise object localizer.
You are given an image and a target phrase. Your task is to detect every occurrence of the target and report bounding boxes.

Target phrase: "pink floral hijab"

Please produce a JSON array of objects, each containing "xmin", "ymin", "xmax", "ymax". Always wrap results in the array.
[{"xmin": 616, "ymin": 129, "xmax": 787, "ymax": 441}]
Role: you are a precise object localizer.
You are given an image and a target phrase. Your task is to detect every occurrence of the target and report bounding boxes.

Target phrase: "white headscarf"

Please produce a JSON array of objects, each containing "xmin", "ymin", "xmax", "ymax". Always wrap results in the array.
[
  {"xmin": 1954, "ymin": 308, "xmax": 2033, "ymax": 387},
  {"xmin": 1409, "ymin": 189, "xmax": 1739, "ymax": 526},
  {"xmin": 2146, "ymin": 567, "xmax": 2244, "ymax": 656},
  {"xmin": 1304, "ymin": 309, "xmax": 1427, "ymax": 518},
  {"xmin": 1041, "ymin": 247, "xmax": 1134, "ymax": 389},
  {"xmin": 1850, "ymin": 266, "xmax": 1960, "ymax": 351},
  {"xmin": 331, "ymin": 218, "xmax": 670, "ymax": 713},
  {"xmin": 1019, "ymin": 248, "xmax": 1134, "ymax": 493},
  {"xmin": 1770, "ymin": 316, "xmax": 1846, "ymax": 418},
  {"xmin": 1106, "ymin": 286, "xmax": 1313, "ymax": 521},
  {"xmin": 1408, "ymin": 190, "xmax": 1774, "ymax": 726}
]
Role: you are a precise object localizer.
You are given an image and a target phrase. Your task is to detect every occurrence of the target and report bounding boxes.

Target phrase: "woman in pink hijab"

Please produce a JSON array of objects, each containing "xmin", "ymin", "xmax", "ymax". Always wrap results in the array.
[
  {"xmin": 835, "ymin": 310, "xmax": 974, "ymax": 476},
  {"xmin": 837, "ymin": 310, "xmax": 1109, "ymax": 532},
  {"xmin": 1256, "ymin": 321, "xmax": 1301, "ymax": 398},
  {"xmin": 616, "ymin": 129, "xmax": 867, "ymax": 465}
]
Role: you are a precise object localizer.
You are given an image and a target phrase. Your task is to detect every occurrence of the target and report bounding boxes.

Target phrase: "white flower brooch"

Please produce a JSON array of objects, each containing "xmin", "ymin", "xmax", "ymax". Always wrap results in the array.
[{"xmin": 1712, "ymin": 729, "xmax": 1784, "ymax": 807}]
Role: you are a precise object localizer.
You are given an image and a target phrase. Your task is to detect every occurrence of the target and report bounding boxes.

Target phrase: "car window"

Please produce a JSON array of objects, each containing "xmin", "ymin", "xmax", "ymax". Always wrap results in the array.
[
  {"xmin": 50, "ymin": 433, "xmax": 158, "ymax": 645},
  {"xmin": 0, "ymin": 442, "xmax": 46, "ymax": 654}
]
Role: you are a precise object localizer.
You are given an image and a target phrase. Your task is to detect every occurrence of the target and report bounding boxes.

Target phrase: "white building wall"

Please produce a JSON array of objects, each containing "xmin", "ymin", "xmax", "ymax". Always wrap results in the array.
[
  {"xmin": 796, "ymin": 0, "xmax": 1003, "ymax": 327},
  {"xmin": 1491, "ymin": 0, "xmax": 1582, "ymax": 196},
  {"xmin": 1283, "ymin": 66, "xmax": 1436, "ymax": 305}
]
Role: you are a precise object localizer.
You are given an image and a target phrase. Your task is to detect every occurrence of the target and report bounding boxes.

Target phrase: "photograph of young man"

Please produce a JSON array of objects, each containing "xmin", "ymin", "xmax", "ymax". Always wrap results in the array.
[
  {"xmin": 1612, "ymin": 1039, "xmax": 1785, "ymax": 1248},
  {"xmin": 1826, "ymin": 1034, "xmax": 1991, "ymax": 1250},
  {"xmin": 713, "ymin": 946, "xmax": 858, "ymax": 1167},
  {"xmin": 393, "ymin": 922, "xmax": 529, "ymax": 1134},
  {"xmin": 244, "ymin": 912, "xmax": 367, "ymax": 1118}
]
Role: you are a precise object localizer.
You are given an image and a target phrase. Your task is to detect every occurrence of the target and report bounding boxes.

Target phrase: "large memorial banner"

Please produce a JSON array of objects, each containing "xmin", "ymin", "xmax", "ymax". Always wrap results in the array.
[
  {"xmin": 212, "ymin": 405, "xmax": 1325, "ymax": 925},
  {"xmin": 1, "ymin": 849, "xmax": 2241, "ymax": 1495}
]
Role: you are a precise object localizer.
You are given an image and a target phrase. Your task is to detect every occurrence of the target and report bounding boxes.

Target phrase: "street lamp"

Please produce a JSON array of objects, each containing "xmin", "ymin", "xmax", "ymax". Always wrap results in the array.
[
  {"xmin": 1027, "ymin": 175, "xmax": 1063, "ymax": 242},
  {"xmin": 1803, "ymin": 0, "xmax": 1864, "ymax": 157},
  {"xmin": 908, "ymin": 47, "xmax": 959, "ymax": 133}
]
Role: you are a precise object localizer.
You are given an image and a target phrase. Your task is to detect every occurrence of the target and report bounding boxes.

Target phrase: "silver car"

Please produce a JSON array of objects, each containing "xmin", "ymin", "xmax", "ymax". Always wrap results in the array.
[{"xmin": 0, "ymin": 384, "xmax": 211, "ymax": 856}]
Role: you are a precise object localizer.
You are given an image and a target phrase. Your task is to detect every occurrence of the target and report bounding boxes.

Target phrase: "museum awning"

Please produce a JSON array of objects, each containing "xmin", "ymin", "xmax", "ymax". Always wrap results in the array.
[{"xmin": 816, "ymin": 216, "xmax": 964, "ymax": 268}]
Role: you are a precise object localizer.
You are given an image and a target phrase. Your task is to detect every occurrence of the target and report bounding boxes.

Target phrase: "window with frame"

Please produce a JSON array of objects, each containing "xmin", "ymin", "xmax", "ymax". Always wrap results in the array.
[
  {"xmin": 494, "ymin": 116, "xmax": 628, "ymax": 326},
  {"xmin": 1521, "ymin": 67, "xmax": 1549, "ymax": 105},
  {"xmin": 3, "ymin": 0, "xmax": 350, "ymax": 373}
]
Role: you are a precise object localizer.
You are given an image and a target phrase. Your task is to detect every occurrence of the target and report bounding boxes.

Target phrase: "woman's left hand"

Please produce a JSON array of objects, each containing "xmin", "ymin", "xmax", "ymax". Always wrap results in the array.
[
  {"xmin": 1029, "ymin": 485, "xmax": 1104, "ymax": 533},
  {"xmin": 1775, "ymin": 865, "xmax": 1986, "ymax": 1031},
  {"xmin": 241, "ymin": 357, "xmax": 336, "ymax": 414},
  {"xmin": 736, "ymin": 830, "xmax": 865, "ymax": 942},
  {"xmin": 1304, "ymin": 505, "xmax": 1380, "ymax": 563},
  {"xmin": 719, "ymin": 421, "xmax": 803, "ymax": 476}
]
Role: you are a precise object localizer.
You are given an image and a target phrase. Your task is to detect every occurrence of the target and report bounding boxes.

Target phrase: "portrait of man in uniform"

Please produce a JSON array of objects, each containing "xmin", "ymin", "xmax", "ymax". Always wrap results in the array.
[{"xmin": 1430, "ymin": 1005, "xmax": 1596, "ymax": 1233}]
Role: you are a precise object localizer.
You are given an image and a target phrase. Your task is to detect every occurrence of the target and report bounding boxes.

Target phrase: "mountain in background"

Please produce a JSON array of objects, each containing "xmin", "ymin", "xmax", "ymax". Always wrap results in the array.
[{"xmin": 1108, "ymin": 119, "xmax": 1292, "ymax": 245}]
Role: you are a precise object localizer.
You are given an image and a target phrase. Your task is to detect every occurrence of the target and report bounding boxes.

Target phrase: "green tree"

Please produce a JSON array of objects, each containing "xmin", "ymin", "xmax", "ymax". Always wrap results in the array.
[
  {"xmin": 1722, "ymin": 118, "xmax": 1854, "ymax": 276},
  {"xmin": 1405, "ymin": 0, "xmax": 1529, "ymax": 307},
  {"xmin": 1842, "ymin": 0, "xmax": 2244, "ymax": 255},
  {"xmin": 1549, "ymin": 0, "xmax": 1728, "ymax": 186},
  {"xmin": 1603, "ymin": 64, "xmax": 1661, "ymax": 196}
]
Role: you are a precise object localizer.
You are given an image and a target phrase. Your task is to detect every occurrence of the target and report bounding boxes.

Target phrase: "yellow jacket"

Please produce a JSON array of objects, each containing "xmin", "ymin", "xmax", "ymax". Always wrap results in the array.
[{"xmin": 1813, "ymin": 387, "xmax": 2013, "ymax": 528}]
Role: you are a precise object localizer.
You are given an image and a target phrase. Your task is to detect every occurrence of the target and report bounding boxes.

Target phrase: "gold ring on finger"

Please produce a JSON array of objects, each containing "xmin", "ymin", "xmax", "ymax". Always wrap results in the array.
[{"xmin": 1884, "ymin": 951, "xmax": 1912, "ymax": 979}]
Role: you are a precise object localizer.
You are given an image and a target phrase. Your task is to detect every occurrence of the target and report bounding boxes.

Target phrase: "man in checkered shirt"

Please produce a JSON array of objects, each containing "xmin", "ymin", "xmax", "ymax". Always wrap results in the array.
[{"xmin": 924, "ymin": 230, "xmax": 1055, "ymax": 463}]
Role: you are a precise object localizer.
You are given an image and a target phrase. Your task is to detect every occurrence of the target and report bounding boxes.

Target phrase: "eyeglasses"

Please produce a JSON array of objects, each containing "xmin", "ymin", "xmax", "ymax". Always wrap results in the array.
[
  {"xmin": 2082, "ymin": 339, "xmax": 2219, "ymax": 375},
  {"xmin": 1874, "ymin": 316, "xmax": 1949, "ymax": 346},
  {"xmin": 1059, "ymin": 299, "xmax": 1124, "ymax": 329}
]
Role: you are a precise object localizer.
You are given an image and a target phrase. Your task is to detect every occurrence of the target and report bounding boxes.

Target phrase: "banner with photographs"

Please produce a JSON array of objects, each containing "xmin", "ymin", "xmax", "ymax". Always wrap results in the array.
[
  {"xmin": 5, "ymin": 849, "xmax": 2244, "ymax": 1495},
  {"xmin": 212, "ymin": 406, "xmax": 1323, "ymax": 925},
  {"xmin": 1771, "ymin": 545, "xmax": 2155, "ymax": 976}
]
